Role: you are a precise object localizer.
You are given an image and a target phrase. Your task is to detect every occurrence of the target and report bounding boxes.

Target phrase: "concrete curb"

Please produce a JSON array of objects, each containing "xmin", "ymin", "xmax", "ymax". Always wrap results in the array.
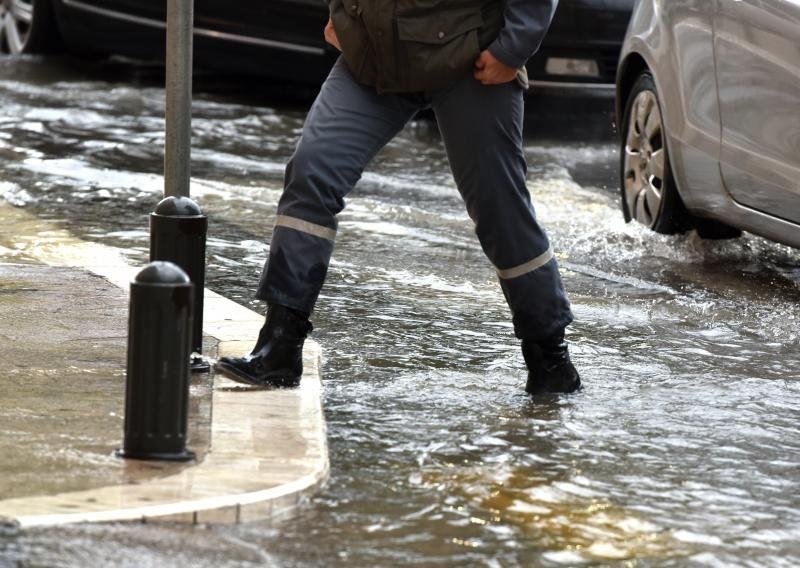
[{"xmin": 0, "ymin": 202, "xmax": 329, "ymax": 527}]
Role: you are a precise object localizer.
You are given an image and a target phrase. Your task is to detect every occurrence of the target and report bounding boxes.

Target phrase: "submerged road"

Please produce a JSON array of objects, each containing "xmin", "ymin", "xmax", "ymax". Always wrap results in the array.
[{"xmin": 1, "ymin": 56, "xmax": 799, "ymax": 566}]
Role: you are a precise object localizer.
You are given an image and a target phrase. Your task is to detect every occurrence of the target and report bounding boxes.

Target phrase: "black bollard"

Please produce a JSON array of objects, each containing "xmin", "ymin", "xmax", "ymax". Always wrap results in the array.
[
  {"xmin": 117, "ymin": 262, "xmax": 196, "ymax": 462},
  {"xmin": 150, "ymin": 195, "xmax": 209, "ymax": 373}
]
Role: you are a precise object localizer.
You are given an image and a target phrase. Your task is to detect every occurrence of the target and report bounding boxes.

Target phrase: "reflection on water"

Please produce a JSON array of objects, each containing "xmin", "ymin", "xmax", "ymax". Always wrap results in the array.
[{"xmin": 1, "ymin": 57, "xmax": 800, "ymax": 566}]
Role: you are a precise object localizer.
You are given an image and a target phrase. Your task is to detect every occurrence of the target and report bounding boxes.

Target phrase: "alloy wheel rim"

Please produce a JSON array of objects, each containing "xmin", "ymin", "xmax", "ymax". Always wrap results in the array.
[
  {"xmin": 623, "ymin": 90, "xmax": 666, "ymax": 228},
  {"xmin": 0, "ymin": 0, "xmax": 34, "ymax": 54}
]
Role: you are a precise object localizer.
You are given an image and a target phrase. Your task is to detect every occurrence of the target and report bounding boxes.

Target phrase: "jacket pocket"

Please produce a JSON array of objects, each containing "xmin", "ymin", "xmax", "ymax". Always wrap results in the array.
[
  {"xmin": 329, "ymin": 0, "xmax": 373, "ymax": 83},
  {"xmin": 396, "ymin": 10, "xmax": 483, "ymax": 91}
]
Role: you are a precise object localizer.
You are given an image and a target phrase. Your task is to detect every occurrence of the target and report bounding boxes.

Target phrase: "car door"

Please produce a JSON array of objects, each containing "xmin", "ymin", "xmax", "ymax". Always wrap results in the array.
[
  {"xmin": 194, "ymin": 0, "xmax": 328, "ymax": 53},
  {"xmin": 714, "ymin": 0, "xmax": 800, "ymax": 224}
]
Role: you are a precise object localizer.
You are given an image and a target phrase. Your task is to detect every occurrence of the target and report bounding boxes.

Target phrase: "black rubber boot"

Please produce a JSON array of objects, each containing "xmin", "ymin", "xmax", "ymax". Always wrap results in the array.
[
  {"xmin": 215, "ymin": 304, "xmax": 312, "ymax": 388},
  {"xmin": 522, "ymin": 334, "xmax": 581, "ymax": 395}
]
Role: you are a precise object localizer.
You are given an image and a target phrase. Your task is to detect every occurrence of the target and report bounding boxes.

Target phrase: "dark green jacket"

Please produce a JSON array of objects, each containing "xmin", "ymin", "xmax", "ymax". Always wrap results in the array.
[{"xmin": 329, "ymin": 0, "xmax": 558, "ymax": 93}]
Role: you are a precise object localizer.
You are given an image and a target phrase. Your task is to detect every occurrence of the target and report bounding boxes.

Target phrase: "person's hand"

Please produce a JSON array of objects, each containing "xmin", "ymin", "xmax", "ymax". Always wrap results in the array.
[
  {"xmin": 325, "ymin": 18, "xmax": 341, "ymax": 51},
  {"xmin": 474, "ymin": 50, "xmax": 517, "ymax": 85}
]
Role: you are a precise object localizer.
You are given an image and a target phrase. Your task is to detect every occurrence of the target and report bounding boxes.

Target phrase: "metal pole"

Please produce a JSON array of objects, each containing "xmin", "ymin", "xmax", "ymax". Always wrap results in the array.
[
  {"xmin": 164, "ymin": 0, "xmax": 193, "ymax": 198},
  {"xmin": 157, "ymin": 0, "xmax": 209, "ymax": 372},
  {"xmin": 117, "ymin": 262, "xmax": 195, "ymax": 462},
  {"xmin": 151, "ymin": 196, "xmax": 209, "ymax": 372}
]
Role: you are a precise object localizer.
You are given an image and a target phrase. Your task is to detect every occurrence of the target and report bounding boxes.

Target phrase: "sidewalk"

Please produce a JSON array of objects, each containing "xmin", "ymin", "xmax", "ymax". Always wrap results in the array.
[{"xmin": 0, "ymin": 202, "xmax": 328, "ymax": 528}]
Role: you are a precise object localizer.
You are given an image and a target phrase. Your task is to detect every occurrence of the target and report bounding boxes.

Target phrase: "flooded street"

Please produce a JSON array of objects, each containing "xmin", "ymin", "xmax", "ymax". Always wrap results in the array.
[{"xmin": 2, "ymin": 56, "xmax": 800, "ymax": 566}]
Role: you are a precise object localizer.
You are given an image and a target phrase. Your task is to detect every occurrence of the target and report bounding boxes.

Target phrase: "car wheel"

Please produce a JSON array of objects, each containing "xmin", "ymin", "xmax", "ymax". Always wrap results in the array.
[
  {"xmin": 621, "ymin": 72, "xmax": 689, "ymax": 235},
  {"xmin": 0, "ymin": 0, "xmax": 58, "ymax": 55}
]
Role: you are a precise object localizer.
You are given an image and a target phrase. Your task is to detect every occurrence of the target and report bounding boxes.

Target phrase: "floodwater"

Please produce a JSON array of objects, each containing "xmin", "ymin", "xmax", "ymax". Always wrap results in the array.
[{"xmin": 1, "ymin": 56, "xmax": 799, "ymax": 567}]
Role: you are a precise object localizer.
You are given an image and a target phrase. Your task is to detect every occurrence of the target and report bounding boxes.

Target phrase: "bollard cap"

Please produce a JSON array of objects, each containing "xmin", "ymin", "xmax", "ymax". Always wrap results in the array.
[
  {"xmin": 134, "ymin": 261, "xmax": 191, "ymax": 285},
  {"xmin": 153, "ymin": 196, "xmax": 204, "ymax": 217}
]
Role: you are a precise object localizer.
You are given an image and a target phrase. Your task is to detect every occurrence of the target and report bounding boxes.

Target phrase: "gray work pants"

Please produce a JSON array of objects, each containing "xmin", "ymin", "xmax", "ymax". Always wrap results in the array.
[{"xmin": 257, "ymin": 58, "xmax": 573, "ymax": 341}]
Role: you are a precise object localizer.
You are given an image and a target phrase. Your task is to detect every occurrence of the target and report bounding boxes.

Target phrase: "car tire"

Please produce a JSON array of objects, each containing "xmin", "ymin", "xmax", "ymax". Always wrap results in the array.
[
  {"xmin": 620, "ymin": 72, "xmax": 690, "ymax": 235},
  {"xmin": 0, "ymin": 0, "xmax": 59, "ymax": 55}
]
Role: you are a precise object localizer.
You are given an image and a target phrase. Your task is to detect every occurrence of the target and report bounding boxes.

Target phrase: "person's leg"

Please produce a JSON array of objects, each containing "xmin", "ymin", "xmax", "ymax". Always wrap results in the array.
[
  {"xmin": 217, "ymin": 58, "xmax": 418, "ymax": 387},
  {"xmin": 258, "ymin": 58, "xmax": 419, "ymax": 314},
  {"xmin": 431, "ymin": 75, "xmax": 579, "ymax": 394}
]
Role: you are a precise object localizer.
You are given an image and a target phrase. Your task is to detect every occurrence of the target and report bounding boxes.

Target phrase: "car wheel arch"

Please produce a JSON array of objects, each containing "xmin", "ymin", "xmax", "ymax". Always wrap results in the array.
[{"xmin": 616, "ymin": 52, "xmax": 649, "ymax": 143}]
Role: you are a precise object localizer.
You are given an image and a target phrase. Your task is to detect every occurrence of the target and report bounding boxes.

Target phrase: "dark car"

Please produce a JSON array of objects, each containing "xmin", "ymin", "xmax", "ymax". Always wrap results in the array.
[{"xmin": 2, "ymin": 0, "xmax": 632, "ymax": 91}]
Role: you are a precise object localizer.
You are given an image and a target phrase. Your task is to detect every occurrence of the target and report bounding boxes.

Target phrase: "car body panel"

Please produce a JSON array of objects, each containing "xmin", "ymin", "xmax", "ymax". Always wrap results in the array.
[
  {"xmin": 617, "ymin": 0, "xmax": 800, "ymax": 248},
  {"xmin": 715, "ymin": 0, "xmax": 800, "ymax": 225},
  {"xmin": 528, "ymin": 0, "xmax": 633, "ymax": 87},
  {"xmin": 53, "ymin": 0, "xmax": 334, "ymax": 83},
  {"xmin": 62, "ymin": 0, "xmax": 328, "ymax": 51}
]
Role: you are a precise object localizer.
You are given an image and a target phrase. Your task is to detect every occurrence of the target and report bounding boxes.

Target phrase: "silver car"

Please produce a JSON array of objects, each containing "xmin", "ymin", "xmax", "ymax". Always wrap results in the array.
[{"xmin": 616, "ymin": 0, "xmax": 800, "ymax": 247}]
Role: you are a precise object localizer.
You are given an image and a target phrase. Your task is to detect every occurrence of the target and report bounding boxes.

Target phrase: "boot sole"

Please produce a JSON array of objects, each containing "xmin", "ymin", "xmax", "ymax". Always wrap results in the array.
[{"xmin": 214, "ymin": 360, "xmax": 300, "ymax": 389}]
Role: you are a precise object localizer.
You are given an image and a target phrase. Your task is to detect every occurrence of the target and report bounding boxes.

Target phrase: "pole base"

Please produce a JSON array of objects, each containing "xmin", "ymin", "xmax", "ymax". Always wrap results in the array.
[
  {"xmin": 190, "ymin": 354, "xmax": 211, "ymax": 373},
  {"xmin": 115, "ymin": 448, "xmax": 196, "ymax": 462}
]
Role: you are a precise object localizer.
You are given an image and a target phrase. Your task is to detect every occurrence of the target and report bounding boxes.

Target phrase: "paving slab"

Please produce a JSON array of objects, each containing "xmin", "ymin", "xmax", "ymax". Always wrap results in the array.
[{"xmin": 0, "ymin": 201, "xmax": 328, "ymax": 527}]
